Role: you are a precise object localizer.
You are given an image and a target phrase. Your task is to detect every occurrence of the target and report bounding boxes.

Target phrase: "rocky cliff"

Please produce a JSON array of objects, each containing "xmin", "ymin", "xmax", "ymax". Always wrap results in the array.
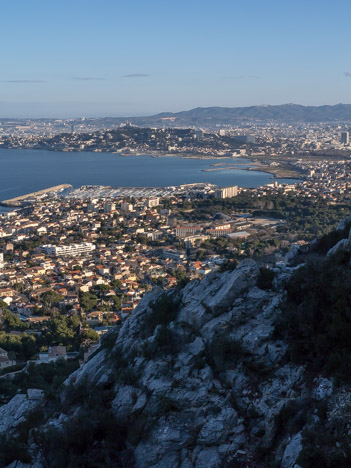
[{"xmin": 2, "ymin": 219, "xmax": 351, "ymax": 467}]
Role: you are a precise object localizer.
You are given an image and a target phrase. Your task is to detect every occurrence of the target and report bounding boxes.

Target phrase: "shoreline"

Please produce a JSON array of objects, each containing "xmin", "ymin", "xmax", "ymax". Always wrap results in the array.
[
  {"xmin": 1, "ymin": 146, "xmax": 240, "ymax": 161},
  {"xmin": 247, "ymin": 162, "xmax": 302, "ymax": 179}
]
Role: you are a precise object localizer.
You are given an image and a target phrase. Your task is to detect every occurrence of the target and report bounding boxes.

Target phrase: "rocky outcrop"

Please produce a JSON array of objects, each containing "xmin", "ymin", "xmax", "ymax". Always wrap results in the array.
[
  {"xmin": 0, "ymin": 394, "xmax": 42, "ymax": 436},
  {"xmin": 3, "ymin": 245, "xmax": 351, "ymax": 467}
]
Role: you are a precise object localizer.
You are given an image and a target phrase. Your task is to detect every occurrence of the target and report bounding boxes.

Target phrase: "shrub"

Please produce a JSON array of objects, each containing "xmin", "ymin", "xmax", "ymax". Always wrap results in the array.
[
  {"xmin": 276, "ymin": 255, "xmax": 351, "ymax": 382},
  {"xmin": 140, "ymin": 340, "xmax": 155, "ymax": 359},
  {"xmin": 207, "ymin": 332, "xmax": 245, "ymax": 372},
  {"xmin": 101, "ymin": 328, "xmax": 119, "ymax": 351},
  {"xmin": 147, "ymin": 293, "xmax": 180, "ymax": 334},
  {"xmin": 257, "ymin": 267, "xmax": 276, "ymax": 290},
  {"xmin": 117, "ymin": 366, "xmax": 139, "ymax": 386},
  {"xmin": 0, "ymin": 434, "xmax": 31, "ymax": 466},
  {"xmin": 314, "ymin": 219, "xmax": 351, "ymax": 255},
  {"xmin": 220, "ymin": 259, "xmax": 238, "ymax": 272},
  {"xmin": 297, "ymin": 414, "xmax": 351, "ymax": 468},
  {"xmin": 32, "ymin": 407, "xmax": 133, "ymax": 468}
]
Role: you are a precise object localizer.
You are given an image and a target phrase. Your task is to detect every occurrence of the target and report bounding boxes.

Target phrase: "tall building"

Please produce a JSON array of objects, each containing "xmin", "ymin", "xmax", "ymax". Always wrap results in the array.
[
  {"xmin": 215, "ymin": 186, "xmax": 239, "ymax": 199},
  {"xmin": 341, "ymin": 131, "xmax": 349, "ymax": 145}
]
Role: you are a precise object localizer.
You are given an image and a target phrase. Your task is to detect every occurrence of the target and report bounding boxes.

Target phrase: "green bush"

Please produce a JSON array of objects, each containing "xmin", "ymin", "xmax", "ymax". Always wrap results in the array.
[
  {"xmin": 147, "ymin": 293, "xmax": 180, "ymax": 334},
  {"xmin": 0, "ymin": 434, "xmax": 31, "ymax": 466},
  {"xmin": 314, "ymin": 219, "xmax": 351, "ymax": 255},
  {"xmin": 297, "ymin": 414, "xmax": 351, "ymax": 468},
  {"xmin": 101, "ymin": 328, "xmax": 119, "ymax": 351},
  {"xmin": 207, "ymin": 332, "xmax": 245, "ymax": 372},
  {"xmin": 276, "ymin": 254, "xmax": 351, "ymax": 382},
  {"xmin": 32, "ymin": 407, "xmax": 133, "ymax": 468},
  {"xmin": 0, "ymin": 359, "xmax": 79, "ymax": 404},
  {"xmin": 257, "ymin": 267, "xmax": 276, "ymax": 290}
]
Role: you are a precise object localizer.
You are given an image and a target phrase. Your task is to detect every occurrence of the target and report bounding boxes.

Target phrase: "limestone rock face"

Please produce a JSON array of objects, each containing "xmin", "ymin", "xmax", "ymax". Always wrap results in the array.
[
  {"xmin": 4, "ymin": 253, "xmax": 345, "ymax": 467},
  {"xmin": 327, "ymin": 237, "xmax": 351, "ymax": 257},
  {"xmin": 0, "ymin": 394, "xmax": 42, "ymax": 435},
  {"xmin": 281, "ymin": 432, "xmax": 303, "ymax": 468}
]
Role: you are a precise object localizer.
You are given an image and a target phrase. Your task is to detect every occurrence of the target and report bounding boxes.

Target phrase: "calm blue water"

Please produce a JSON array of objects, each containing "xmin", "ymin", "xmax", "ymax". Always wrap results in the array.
[{"xmin": 0, "ymin": 149, "xmax": 298, "ymax": 205}]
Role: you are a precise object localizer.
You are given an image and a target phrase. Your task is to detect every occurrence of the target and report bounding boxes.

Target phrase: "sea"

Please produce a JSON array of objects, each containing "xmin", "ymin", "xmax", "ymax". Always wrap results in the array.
[{"xmin": 0, "ymin": 148, "xmax": 299, "ymax": 211}]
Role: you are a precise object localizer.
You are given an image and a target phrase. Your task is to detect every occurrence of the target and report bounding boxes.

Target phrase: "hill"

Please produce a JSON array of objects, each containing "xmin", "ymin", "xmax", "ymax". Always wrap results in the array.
[{"xmin": 102, "ymin": 103, "xmax": 351, "ymax": 128}]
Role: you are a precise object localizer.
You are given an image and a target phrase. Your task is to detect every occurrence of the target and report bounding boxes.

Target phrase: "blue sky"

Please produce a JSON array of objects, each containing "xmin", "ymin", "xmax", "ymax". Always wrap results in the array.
[{"xmin": 1, "ymin": 0, "xmax": 351, "ymax": 117}]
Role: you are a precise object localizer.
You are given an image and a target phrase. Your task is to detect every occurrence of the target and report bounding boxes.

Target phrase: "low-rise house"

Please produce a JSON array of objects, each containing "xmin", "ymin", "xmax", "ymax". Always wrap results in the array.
[
  {"xmin": 0, "ymin": 347, "xmax": 15, "ymax": 370},
  {"xmin": 39, "ymin": 345, "xmax": 67, "ymax": 363}
]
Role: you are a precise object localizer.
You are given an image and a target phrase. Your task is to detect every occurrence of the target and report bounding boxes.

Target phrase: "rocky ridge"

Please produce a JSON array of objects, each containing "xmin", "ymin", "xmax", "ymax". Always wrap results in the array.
[{"xmin": 3, "ymin": 219, "xmax": 351, "ymax": 467}]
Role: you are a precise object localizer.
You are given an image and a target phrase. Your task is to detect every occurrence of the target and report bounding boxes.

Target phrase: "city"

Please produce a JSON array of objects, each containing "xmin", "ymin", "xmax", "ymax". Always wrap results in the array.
[
  {"xmin": 1, "ymin": 0, "xmax": 351, "ymax": 466},
  {"xmin": 1, "ymin": 144, "xmax": 351, "ymax": 375}
]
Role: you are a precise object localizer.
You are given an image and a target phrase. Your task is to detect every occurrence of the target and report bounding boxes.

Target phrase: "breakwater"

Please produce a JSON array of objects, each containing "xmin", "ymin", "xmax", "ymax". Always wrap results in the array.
[{"xmin": 1, "ymin": 184, "xmax": 72, "ymax": 207}]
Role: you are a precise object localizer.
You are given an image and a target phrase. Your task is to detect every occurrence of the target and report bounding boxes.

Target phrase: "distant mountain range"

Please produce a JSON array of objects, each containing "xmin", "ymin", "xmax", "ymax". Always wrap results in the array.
[{"xmin": 100, "ymin": 104, "xmax": 351, "ymax": 128}]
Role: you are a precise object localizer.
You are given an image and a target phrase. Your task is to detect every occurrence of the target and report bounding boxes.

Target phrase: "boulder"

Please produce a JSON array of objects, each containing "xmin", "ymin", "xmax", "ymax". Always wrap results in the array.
[
  {"xmin": 281, "ymin": 432, "xmax": 303, "ymax": 468},
  {"xmin": 0, "ymin": 394, "xmax": 42, "ymax": 435},
  {"xmin": 326, "ymin": 238, "xmax": 351, "ymax": 257}
]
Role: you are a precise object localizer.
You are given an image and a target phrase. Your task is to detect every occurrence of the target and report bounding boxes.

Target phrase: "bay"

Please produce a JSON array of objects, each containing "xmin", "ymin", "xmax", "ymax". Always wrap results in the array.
[{"xmin": 0, "ymin": 149, "xmax": 298, "ymax": 205}]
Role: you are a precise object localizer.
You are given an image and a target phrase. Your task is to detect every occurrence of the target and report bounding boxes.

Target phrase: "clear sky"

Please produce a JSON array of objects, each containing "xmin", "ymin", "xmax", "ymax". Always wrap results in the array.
[{"xmin": 1, "ymin": 0, "xmax": 351, "ymax": 117}]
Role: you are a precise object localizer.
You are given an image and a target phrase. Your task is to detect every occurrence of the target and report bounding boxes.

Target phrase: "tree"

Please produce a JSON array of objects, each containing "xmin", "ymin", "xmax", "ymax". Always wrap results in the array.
[
  {"xmin": 40, "ymin": 315, "xmax": 80, "ymax": 350},
  {"xmin": 110, "ymin": 295, "xmax": 122, "ymax": 311},
  {"xmin": 2, "ymin": 310, "xmax": 28, "ymax": 331},
  {"xmin": 79, "ymin": 292, "xmax": 98, "ymax": 312},
  {"xmin": 94, "ymin": 284, "xmax": 110, "ymax": 294},
  {"xmin": 81, "ymin": 328, "xmax": 99, "ymax": 342},
  {"xmin": 42, "ymin": 291, "xmax": 63, "ymax": 308},
  {"xmin": 110, "ymin": 279, "xmax": 122, "ymax": 289}
]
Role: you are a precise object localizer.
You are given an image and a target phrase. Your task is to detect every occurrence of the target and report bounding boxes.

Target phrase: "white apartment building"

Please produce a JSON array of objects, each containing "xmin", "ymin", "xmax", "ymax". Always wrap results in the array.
[
  {"xmin": 215, "ymin": 186, "xmax": 239, "ymax": 199},
  {"xmin": 40, "ymin": 242, "xmax": 96, "ymax": 257},
  {"xmin": 146, "ymin": 198, "xmax": 160, "ymax": 208},
  {"xmin": 175, "ymin": 226, "xmax": 203, "ymax": 237}
]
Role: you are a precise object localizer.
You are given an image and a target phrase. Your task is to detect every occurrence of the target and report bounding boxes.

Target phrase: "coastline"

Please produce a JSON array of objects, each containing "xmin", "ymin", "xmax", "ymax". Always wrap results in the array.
[
  {"xmin": 1, "ymin": 146, "xmax": 238, "ymax": 161},
  {"xmin": 247, "ymin": 161, "xmax": 302, "ymax": 179}
]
